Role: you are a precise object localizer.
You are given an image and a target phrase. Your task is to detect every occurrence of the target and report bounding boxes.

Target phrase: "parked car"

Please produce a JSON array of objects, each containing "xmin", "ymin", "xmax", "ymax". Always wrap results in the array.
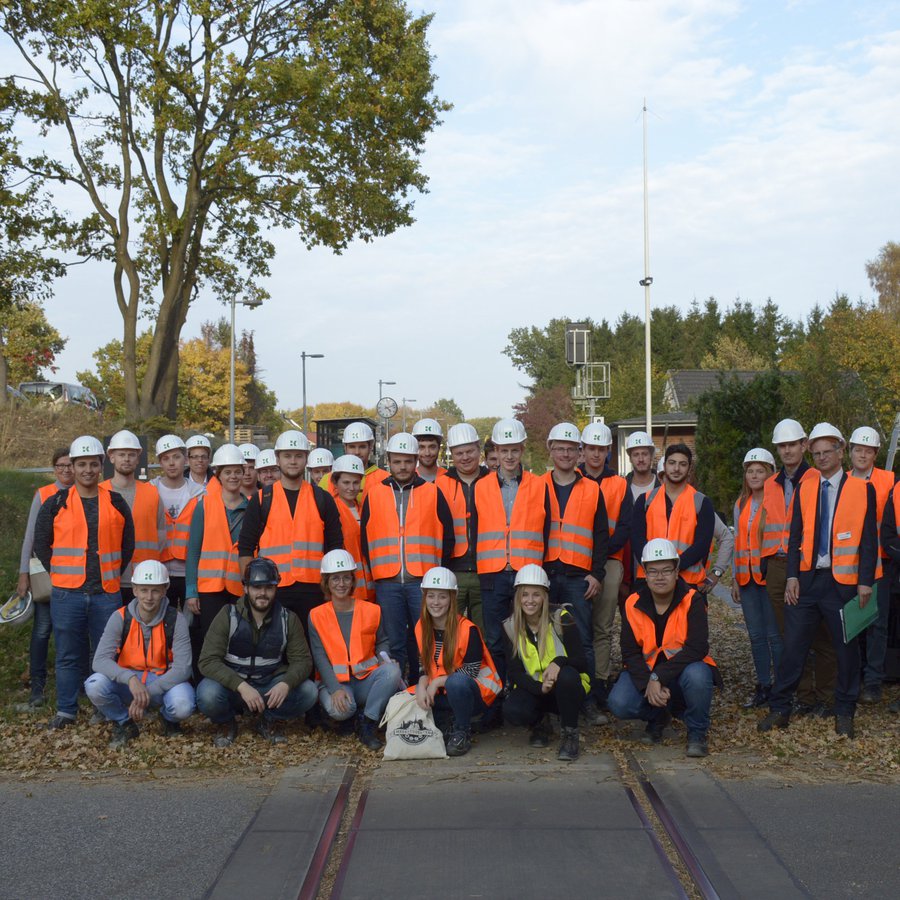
[{"xmin": 17, "ymin": 381, "xmax": 101, "ymax": 412}]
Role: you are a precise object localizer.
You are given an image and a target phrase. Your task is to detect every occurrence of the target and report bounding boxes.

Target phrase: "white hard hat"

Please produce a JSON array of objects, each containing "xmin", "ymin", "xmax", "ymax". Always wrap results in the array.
[
  {"xmin": 743, "ymin": 448, "xmax": 776, "ymax": 468},
  {"xmin": 185, "ymin": 435, "xmax": 211, "ymax": 450},
  {"xmin": 513, "ymin": 564, "xmax": 550, "ymax": 590},
  {"xmin": 625, "ymin": 431, "xmax": 654, "ymax": 452},
  {"xmin": 132, "ymin": 559, "xmax": 170, "ymax": 585},
  {"xmin": 492, "ymin": 418, "xmax": 527, "ymax": 445},
  {"xmin": 238, "ymin": 442, "xmax": 260, "ymax": 461},
  {"xmin": 446, "ymin": 423, "xmax": 480, "ymax": 449},
  {"xmin": 421, "ymin": 566, "xmax": 458, "ymax": 591},
  {"xmin": 255, "ymin": 449, "xmax": 278, "ymax": 470},
  {"xmin": 107, "ymin": 430, "xmax": 142, "ymax": 452},
  {"xmin": 308, "ymin": 448, "xmax": 334, "ymax": 468},
  {"xmin": 332, "ymin": 454, "xmax": 366, "ymax": 476},
  {"xmin": 320, "ymin": 549, "xmax": 358, "ymax": 575},
  {"xmin": 771, "ymin": 418, "xmax": 806, "ymax": 444},
  {"xmin": 386, "ymin": 433, "xmax": 419, "ymax": 455},
  {"xmin": 211, "ymin": 443, "xmax": 245, "ymax": 467},
  {"xmin": 343, "ymin": 421, "xmax": 375, "ymax": 443},
  {"xmin": 581, "ymin": 422, "xmax": 612, "ymax": 447},
  {"xmin": 412, "ymin": 418, "xmax": 443, "ymax": 440},
  {"xmin": 70, "ymin": 435, "xmax": 105, "ymax": 460},
  {"xmin": 546, "ymin": 422, "xmax": 581, "ymax": 448},
  {"xmin": 274, "ymin": 431, "xmax": 310, "ymax": 452},
  {"xmin": 849, "ymin": 426, "xmax": 881, "ymax": 449},
  {"xmin": 0, "ymin": 592, "xmax": 33, "ymax": 627},
  {"xmin": 641, "ymin": 538, "xmax": 679, "ymax": 564},
  {"xmin": 808, "ymin": 422, "xmax": 845, "ymax": 446},
  {"xmin": 155, "ymin": 434, "xmax": 186, "ymax": 457}
]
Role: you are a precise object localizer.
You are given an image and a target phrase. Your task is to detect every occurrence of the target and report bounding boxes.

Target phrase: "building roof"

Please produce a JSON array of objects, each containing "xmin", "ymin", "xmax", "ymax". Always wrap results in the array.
[
  {"xmin": 664, "ymin": 369, "xmax": 763, "ymax": 411},
  {"xmin": 612, "ymin": 411, "xmax": 698, "ymax": 427}
]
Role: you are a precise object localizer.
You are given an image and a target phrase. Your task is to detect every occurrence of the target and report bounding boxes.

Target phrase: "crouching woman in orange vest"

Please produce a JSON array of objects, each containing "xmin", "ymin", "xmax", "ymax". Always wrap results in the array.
[
  {"xmin": 412, "ymin": 567, "xmax": 501, "ymax": 757},
  {"xmin": 308, "ymin": 550, "xmax": 402, "ymax": 750},
  {"xmin": 608, "ymin": 538, "xmax": 721, "ymax": 758}
]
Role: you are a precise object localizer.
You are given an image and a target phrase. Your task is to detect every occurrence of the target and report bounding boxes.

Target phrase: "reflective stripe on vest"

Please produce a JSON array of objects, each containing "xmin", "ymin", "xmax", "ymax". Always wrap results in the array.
[
  {"xmin": 101, "ymin": 480, "xmax": 161, "ymax": 566},
  {"xmin": 162, "ymin": 495, "xmax": 199, "ymax": 562},
  {"xmin": 733, "ymin": 498, "xmax": 764, "ymax": 586},
  {"xmin": 857, "ymin": 467, "xmax": 894, "ymax": 577},
  {"xmin": 760, "ymin": 469, "xmax": 818, "ymax": 557},
  {"xmin": 516, "ymin": 612, "xmax": 590, "ymax": 694},
  {"xmin": 49, "ymin": 489, "xmax": 125, "ymax": 592},
  {"xmin": 223, "ymin": 604, "xmax": 289, "ymax": 677},
  {"xmin": 436, "ymin": 474, "xmax": 470, "ymax": 558},
  {"xmin": 599, "ymin": 475, "xmax": 627, "ymax": 562},
  {"xmin": 543, "ymin": 472, "xmax": 599, "ymax": 571},
  {"xmin": 115, "ymin": 608, "xmax": 171, "ymax": 682},
  {"xmin": 258, "ymin": 482, "xmax": 325, "ymax": 586},
  {"xmin": 798, "ymin": 476, "xmax": 867, "ymax": 584},
  {"xmin": 474, "ymin": 472, "xmax": 546, "ymax": 573},
  {"xmin": 309, "ymin": 600, "xmax": 381, "ymax": 683},
  {"xmin": 197, "ymin": 495, "xmax": 243, "ymax": 597},
  {"xmin": 624, "ymin": 589, "xmax": 716, "ymax": 670},
  {"xmin": 639, "ymin": 485, "xmax": 706, "ymax": 584}
]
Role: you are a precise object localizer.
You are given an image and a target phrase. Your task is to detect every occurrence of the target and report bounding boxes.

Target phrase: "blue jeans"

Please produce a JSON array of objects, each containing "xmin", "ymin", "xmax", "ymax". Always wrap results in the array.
[
  {"xmin": 479, "ymin": 569, "xmax": 517, "ymax": 683},
  {"xmin": 51, "ymin": 588, "xmax": 123, "ymax": 718},
  {"xmin": 863, "ymin": 575, "xmax": 890, "ymax": 687},
  {"xmin": 375, "ymin": 581, "xmax": 423, "ymax": 680},
  {"xmin": 548, "ymin": 570, "xmax": 594, "ymax": 687},
  {"xmin": 433, "ymin": 671, "xmax": 487, "ymax": 732},
  {"xmin": 318, "ymin": 663, "xmax": 403, "ymax": 723},
  {"xmin": 738, "ymin": 580, "xmax": 783, "ymax": 686},
  {"xmin": 196, "ymin": 675, "xmax": 318, "ymax": 724},
  {"xmin": 28, "ymin": 600, "xmax": 53, "ymax": 696},
  {"xmin": 84, "ymin": 672, "xmax": 195, "ymax": 724},
  {"xmin": 608, "ymin": 663, "xmax": 715, "ymax": 739}
]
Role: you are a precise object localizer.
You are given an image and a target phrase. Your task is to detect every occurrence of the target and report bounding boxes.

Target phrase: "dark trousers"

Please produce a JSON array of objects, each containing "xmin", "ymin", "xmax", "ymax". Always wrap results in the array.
[
  {"xmin": 769, "ymin": 569, "xmax": 860, "ymax": 717},
  {"xmin": 277, "ymin": 584, "xmax": 325, "ymax": 646},
  {"xmin": 765, "ymin": 555, "xmax": 835, "ymax": 705},
  {"xmin": 504, "ymin": 665, "xmax": 584, "ymax": 730},
  {"xmin": 479, "ymin": 569, "xmax": 517, "ymax": 685}
]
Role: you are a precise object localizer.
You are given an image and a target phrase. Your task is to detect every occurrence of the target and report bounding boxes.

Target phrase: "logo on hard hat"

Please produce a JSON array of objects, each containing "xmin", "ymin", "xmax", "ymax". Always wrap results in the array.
[
  {"xmin": 336, "ymin": 560, "xmax": 345, "ymax": 568},
  {"xmin": 504, "ymin": 430, "xmax": 512, "ymax": 439}
]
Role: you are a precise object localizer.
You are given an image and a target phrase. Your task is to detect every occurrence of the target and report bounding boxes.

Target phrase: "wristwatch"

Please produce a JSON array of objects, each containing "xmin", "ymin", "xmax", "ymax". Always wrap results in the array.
[
  {"xmin": 649, "ymin": 672, "xmax": 660, "ymax": 682},
  {"xmin": 711, "ymin": 566, "xmax": 724, "ymax": 578}
]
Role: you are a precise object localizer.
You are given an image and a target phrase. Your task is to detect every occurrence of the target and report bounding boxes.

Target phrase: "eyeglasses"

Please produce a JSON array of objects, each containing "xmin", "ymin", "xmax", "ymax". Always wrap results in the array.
[
  {"xmin": 811, "ymin": 448, "xmax": 841, "ymax": 459},
  {"xmin": 54, "ymin": 463, "xmax": 73, "ymax": 470},
  {"xmin": 645, "ymin": 566, "xmax": 677, "ymax": 579}
]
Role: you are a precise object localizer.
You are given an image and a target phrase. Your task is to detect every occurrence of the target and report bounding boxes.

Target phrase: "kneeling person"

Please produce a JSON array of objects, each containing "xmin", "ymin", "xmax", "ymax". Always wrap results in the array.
[
  {"xmin": 309, "ymin": 550, "xmax": 402, "ymax": 750},
  {"xmin": 85, "ymin": 560, "xmax": 195, "ymax": 748},
  {"xmin": 608, "ymin": 539, "xmax": 720, "ymax": 757},
  {"xmin": 197, "ymin": 557, "xmax": 317, "ymax": 746}
]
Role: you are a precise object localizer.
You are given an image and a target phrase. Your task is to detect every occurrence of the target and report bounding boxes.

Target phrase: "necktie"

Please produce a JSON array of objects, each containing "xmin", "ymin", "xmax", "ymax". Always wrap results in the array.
[{"xmin": 818, "ymin": 480, "xmax": 831, "ymax": 559}]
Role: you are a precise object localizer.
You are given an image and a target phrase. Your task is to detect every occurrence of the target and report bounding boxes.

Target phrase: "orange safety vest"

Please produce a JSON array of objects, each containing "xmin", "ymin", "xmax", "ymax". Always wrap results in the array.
[
  {"xmin": 196, "ymin": 495, "xmax": 243, "ymax": 597},
  {"xmin": 205, "ymin": 476, "xmax": 222, "ymax": 499},
  {"xmin": 101, "ymin": 480, "xmax": 161, "ymax": 567},
  {"xmin": 115, "ymin": 607, "xmax": 172, "ymax": 682},
  {"xmin": 162, "ymin": 494, "xmax": 200, "ymax": 563},
  {"xmin": 336, "ymin": 499, "xmax": 374, "ymax": 601},
  {"xmin": 323, "ymin": 465, "xmax": 389, "ymax": 503},
  {"xmin": 49, "ymin": 489, "xmax": 125, "ymax": 592},
  {"xmin": 309, "ymin": 600, "xmax": 381, "ymax": 682},
  {"xmin": 798, "ymin": 475, "xmax": 868, "ymax": 584},
  {"xmin": 760, "ymin": 468, "xmax": 818, "ymax": 558},
  {"xmin": 543, "ymin": 472, "xmax": 599, "ymax": 571},
  {"xmin": 409, "ymin": 616, "xmax": 502, "ymax": 705},
  {"xmin": 258, "ymin": 481, "xmax": 325, "ymax": 586},
  {"xmin": 364, "ymin": 481, "xmax": 443, "ymax": 580},
  {"xmin": 640, "ymin": 485, "xmax": 706, "ymax": 584},
  {"xmin": 436, "ymin": 473, "xmax": 471, "ymax": 559},
  {"xmin": 474, "ymin": 472, "xmax": 546, "ymax": 574},
  {"xmin": 853, "ymin": 467, "xmax": 894, "ymax": 576},
  {"xmin": 624, "ymin": 589, "xmax": 717, "ymax": 670},
  {"xmin": 38, "ymin": 483, "xmax": 60, "ymax": 504},
  {"xmin": 599, "ymin": 474, "xmax": 628, "ymax": 563},
  {"xmin": 733, "ymin": 497, "xmax": 764, "ymax": 586}
]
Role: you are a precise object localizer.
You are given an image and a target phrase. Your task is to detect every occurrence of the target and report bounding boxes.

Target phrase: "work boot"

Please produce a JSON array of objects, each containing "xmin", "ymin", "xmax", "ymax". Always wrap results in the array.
[
  {"xmin": 686, "ymin": 733, "xmax": 709, "ymax": 758},
  {"xmin": 162, "ymin": 719, "xmax": 184, "ymax": 738},
  {"xmin": 47, "ymin": 713, "xmax": 76, "ymax": 730},
  {"xmin": 256, "ymin": 716, "xmax": 286, "ymax": 745},
  {"xmin": 834, "ymin": 715, "xmax": 855, "ymax": 739},
  {"xmin": 446, "ymin": 729, "xmax": 472, "ymax": 757},
  {"xmin": 358, "ymin": 717, "xmax": 384, "ymax": 751},
  {"xmin": 581, "ymin": 696, "xmax": 609, "ymax": 726},
  {"xmin": 109, "ymin": 719, "xmax": 139, "ymax": 749},
  {"xmin": 742, "ymin": 684, "xmax": 770, "ymax": 709},
  {"xmin": 757, "ymin": 711, "xmax": 791, "ymax": 733},
  {"xmin": 89, "ymin": 710, "xmax": 105, "ymax": 726},
  {"xmin": 859, "ymin": 685, "xmax": 882, "ymax": 705},
  {"xmin": 792, "ymin": 701, "xmax": 816, "ymax": 717},
  {"xmin": 889, "ymin": 699, "xmax": 900, "ymax": 714},
  {"xmin": 557, "ymin": 726, "xmax": 580, "ymax": 762},
  {"xmin": 641, "ymin": 709, "xmax": 672, "ymax": 745},
  {"xmin": 528, "ymin": 717, "xmax": 551, "ymax": 748},
  {"xmin": 13, "ymin": 692, "xmax": 46, "ymax": 713},
  {"xmin": 214, "ymin": 720, "xmax": 239, "ymax": 748}
]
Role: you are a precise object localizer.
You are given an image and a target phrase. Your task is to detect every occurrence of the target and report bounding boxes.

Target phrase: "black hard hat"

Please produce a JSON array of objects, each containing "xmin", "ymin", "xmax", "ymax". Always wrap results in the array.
[{"xmin": 244, "ymin": 557, "xmax": 281, "ymax": 587}]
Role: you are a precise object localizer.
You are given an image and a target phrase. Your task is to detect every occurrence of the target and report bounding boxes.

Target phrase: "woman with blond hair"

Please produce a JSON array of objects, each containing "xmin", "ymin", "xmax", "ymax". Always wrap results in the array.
[{"xmin": 732, "ymin": 448, "xmax": 782, "ymax": 708}]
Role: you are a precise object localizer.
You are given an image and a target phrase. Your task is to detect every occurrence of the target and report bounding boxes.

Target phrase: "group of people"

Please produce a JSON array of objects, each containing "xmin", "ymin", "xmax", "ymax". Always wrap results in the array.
[{"xmin": 7, "ymin": 411, "xmax": 896, "ymax": 761}]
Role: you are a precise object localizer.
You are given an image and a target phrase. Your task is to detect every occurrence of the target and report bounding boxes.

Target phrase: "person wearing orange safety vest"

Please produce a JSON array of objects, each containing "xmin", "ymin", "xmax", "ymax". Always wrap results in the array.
[
  {"xmin": 330, "ymin": 454, "xmax": 375, "ymax": 601},
  {"xmin": 473, "ymin": 418, "xmax": 550, "ymax": 692},
  {"xmin": 632, "ymin": 443, "xmax": 715, "ymax": 587},
  {"xmin": 308, "ymin": 550, "xmax": 402, "ymax": 750},
  {"xmin": 360, "ymin": 433, "xmax": 454, "ymax": 681},
  {"xmin": 542, "ymin": 422, "xmax": 609, "ymax": 727},
  {"xmin": 759, "ymin": 423, "xmax": 877, "ymax": 740},
  {"xmin": 412, "ymin": 418, "xmax": 448, "ymax": 483},
  {"xmin": 102, "ymin": 430, "xmax": 165, "ymax": 604},
  {"xmin": 319, "ymin": 421, "xmax": 388, "ymax": 501},
  {"xmin": 845, "ymin": 427, "xmax": 896, "ymax": 705},
  {"xmin": 85, "ymin": 560, "xmax": 194, "ymax": 748},
  {"xmin": 34, "ymin": 435, "xmax": 134, "ymax": 730},
  {"xmin": 151, "ymin": 434, "xmax": 206, "ymax": 613},
  {"xmin": 412, "ymin": 567, "xmax": 501, "ymax": 757},
  {"xmin": 608, "ymin": 539, "xmax": 721, "ymax": 758}
]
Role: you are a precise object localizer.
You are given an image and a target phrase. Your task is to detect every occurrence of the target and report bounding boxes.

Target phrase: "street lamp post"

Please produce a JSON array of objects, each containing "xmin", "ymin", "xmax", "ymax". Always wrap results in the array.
[
  {"xmin": 301, "ymin": 352, "xmax": 325, "ymax": 435},
  {"xmin": 378, "ymin": 379, "xmax": 396, "ymax": 400},
  {"xmin": 378, "ymin": 379, "xmax": 396, "ymax": 443},
  {"xmin": 230, "ymin": 295, "xmax": 262, "ymax": 443},
  {"xmin": 401, "ymin": 397, "xmax": 417, "ymax": 432}
]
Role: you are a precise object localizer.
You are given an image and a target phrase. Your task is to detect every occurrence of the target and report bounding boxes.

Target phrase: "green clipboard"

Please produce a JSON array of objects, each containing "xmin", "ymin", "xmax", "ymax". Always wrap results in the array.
[{"xmin": 840, "ymin": 584, "xmax": 879, "ymax": 643}]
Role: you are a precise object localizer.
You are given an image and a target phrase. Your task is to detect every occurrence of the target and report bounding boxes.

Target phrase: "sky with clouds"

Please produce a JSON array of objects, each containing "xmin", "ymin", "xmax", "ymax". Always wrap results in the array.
[{"xmin": 13, "ymin": 0, "xmax": 900, "ymax": 421}]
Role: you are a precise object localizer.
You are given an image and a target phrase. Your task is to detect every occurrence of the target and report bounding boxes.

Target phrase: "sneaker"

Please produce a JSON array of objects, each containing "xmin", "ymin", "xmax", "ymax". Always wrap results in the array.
[
  {"xmin": 47, "ymin": 713, "xmax": 76, "ymax": 730},
  {"xmin": 446, "ymin": 729, "xmax": 472, "ymax": 757},
  {"xmin": 757, "ymin": 711, "xmax": 791, "ymax": 733},
  {"xmin": 214, "ymin": 720, "xmax": 239, "ymax": 748},
  {"xmin": 358, "ymin": 718, "xmax": 384, "ymax": 751},
  {"xmin": 742, "ymin": 684, "xmax": 770, "ymax": 709},
  {"xmin": 581, "ymin": 696, "xmax": 610, "ymax": 726},
  {"xmin": 89, "ymin": 710, "xmax": 105, "ymax": 726},
  {"xmin": 686, "ymin": 735, "xmax": 709, "ymax": 758},
  {"xmin": 641, "ymin": 709, "xmax": 672, "ymax": 745},
  {"xmin": 529, "ymin": 718, "xmax": 551, "ymax": 748},
  {"xmin": 889, "ymin": 699, "xmax": 900, "ymax": 714},
  {"xmin": 557, "ymin": 726, "xmax": 580, "ymax": 762},
  {"xmin": 13, "ymin": 694, "xmax": 46, "ymax": 713},
  {"xmin": 109, "ymin": 719, "xmax": 140, "ymax": 749},
  {"xmin": 162, "ymin": 719, "xmax": 184, "ymax": 738},
  {"xmin": 834, "ymin": 715, "xmax": 855, "ymax": 739},
  {"xmin": 256, "ymin": 717, "xmax": 286, "ymax": 745},
  {"xmin": 859, "ymin": 685, "xmax": 882, "ymax": 705}
]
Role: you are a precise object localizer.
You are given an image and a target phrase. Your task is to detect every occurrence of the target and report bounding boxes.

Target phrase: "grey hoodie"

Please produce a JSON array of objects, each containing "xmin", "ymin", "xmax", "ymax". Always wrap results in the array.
[{"xmin": 92, "ymin": 597, "xmax": 193, "ymax": 698}]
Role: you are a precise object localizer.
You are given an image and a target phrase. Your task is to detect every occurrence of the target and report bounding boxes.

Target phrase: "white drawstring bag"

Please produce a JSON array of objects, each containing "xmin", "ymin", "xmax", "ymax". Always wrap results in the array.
[{"xmin": 380, "ymin": 690, "xmax": 447, "ymax": 760}]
